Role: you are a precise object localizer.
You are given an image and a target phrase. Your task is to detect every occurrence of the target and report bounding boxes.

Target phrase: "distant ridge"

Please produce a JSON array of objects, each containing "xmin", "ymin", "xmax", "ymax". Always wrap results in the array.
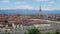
[
  {"xmin": 0, "ymin": 9, "xmax": 60, "ymax": 14},
  {"xmin": 0, "ymin": 9, "xmax": 38, "ymax": 14}
]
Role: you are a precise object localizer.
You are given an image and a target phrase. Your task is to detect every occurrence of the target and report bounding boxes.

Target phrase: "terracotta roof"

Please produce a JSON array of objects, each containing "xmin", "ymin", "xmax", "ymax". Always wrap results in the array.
[{"xmin": 0, "ymin": 26, "xmax": 4, "ymax": 28}]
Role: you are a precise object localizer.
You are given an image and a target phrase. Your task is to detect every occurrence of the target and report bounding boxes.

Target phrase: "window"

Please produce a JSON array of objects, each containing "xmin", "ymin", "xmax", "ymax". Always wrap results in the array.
[
  {"xmin": 4, "ymin": 21, "xmax": 8, "ymax": 23},
  {"xmin": 8, "ymin": 24, "xmax": 12, "ymax": 27},
  {"xmin": 56, "ymin": 17, "xmax": 60, "ymax": 21}
]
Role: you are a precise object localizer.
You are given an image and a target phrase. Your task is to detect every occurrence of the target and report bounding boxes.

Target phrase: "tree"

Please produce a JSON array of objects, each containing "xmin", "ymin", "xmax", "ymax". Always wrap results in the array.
[
  {"xmin": 46, "ymin": 32, "xmax": 50, "ymax": 34},
  {"xmin": 24, "ymin": 32, "xmax": 27, "ymax": 34},
  {"xmin": 25, "ymin": 28, "xmax": 41, "ymax": 34},
  {"xmin": 56, "ymin": 31, "xmax": 60, "ymax": 34}
]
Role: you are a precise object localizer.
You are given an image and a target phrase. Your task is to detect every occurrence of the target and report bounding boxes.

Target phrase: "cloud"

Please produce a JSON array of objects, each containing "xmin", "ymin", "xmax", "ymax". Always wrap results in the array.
[
  {"xmin": 2, "ymin": 0, "xmax": 10, "ymax": 3},
  {"xmin": 0, "ymin": 4, "xmax": 35, "ymax": 10},
  {"xmin": 58, "ymin": 0, "xmax": 60, "ymax": 1},
  {"xmin": 15, "ymin": 1, "xmax": 26, "ymax": 5},
  {"xmin": 0, "ymin": 7, "xmax": 13, "ymax": 10},
  {"xmin": 42, "ymin": 7, "xmax": 54, "ymax": 10},
  {"xmin": 35, "ymin": 0, "xmax": 50, "ymax": 2},
  {"xmin": 46, "ymin": 1, "xmax": 55, "ymax": 7},
  {"xmin": 42, "ymin": 7, "xmax": 60, "ymax": 10},
  {"xmin": 49, "ymin": 1, "xmax": 55, "ymax": 4},
  {"xmin": 0, "ymin": 1, "xmax": 35, "ymax": 10},
  {"xmin": 16, "ymin": 4, "xmax": 35, "ymax": 10}
]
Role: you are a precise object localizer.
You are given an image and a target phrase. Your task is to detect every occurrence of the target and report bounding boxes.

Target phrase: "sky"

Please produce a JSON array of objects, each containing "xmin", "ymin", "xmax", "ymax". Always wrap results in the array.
[{"xmin": 0, "ymin": 0, "xmax": 60, "ymax": 10}]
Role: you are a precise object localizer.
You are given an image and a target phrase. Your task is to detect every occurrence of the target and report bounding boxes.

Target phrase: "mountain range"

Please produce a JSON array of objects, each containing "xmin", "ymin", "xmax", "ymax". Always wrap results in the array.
[{"xmin": 0, "ymin": 9, "xmax": 60, "ymax": 14}]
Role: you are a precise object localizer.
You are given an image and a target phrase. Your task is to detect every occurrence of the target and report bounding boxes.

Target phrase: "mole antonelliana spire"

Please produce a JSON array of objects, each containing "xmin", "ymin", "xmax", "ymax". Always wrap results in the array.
[
  {"xmin": 40, "ymin": 5, "xmax": 41, "ymax": 12},
  {"xmin": 38, "ymin": 3, "xmax": 43, "ymax": 19},
  {"xmin": 39, "ymin": 4, "xmax": 42, "ymax": 15}
]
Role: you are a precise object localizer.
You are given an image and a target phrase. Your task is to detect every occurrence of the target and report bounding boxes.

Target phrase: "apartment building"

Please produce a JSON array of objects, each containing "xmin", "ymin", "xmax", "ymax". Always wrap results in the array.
[
  {"xmin": 0, "ymin": 14, "xmax": 60, "ymax": 31},
  {"xmin": 43, "ymin": 14, "xmax": 60, "ymax": 21}
]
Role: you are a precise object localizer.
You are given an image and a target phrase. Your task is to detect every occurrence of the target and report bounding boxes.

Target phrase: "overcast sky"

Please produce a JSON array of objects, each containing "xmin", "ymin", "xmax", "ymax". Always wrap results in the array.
[{"xmin": 0, "ymin": 0, "xmax": 60, "ymax": 10}]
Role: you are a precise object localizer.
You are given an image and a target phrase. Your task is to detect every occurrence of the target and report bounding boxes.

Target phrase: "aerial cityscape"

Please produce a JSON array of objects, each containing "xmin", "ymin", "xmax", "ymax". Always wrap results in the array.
[{"xmin": 0, "ymin": 0, "xmax": 60, "ymax": 34}]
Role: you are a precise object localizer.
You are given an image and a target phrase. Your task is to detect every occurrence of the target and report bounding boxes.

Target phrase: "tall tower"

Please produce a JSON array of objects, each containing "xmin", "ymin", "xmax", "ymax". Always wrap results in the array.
[
  {"xmin": 39, "ymin": 4, "xmax": 42, "ymax": 15},
  {"xmin": 38, "ymin": 4, "xmax": 43, "ymax": 19}
]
